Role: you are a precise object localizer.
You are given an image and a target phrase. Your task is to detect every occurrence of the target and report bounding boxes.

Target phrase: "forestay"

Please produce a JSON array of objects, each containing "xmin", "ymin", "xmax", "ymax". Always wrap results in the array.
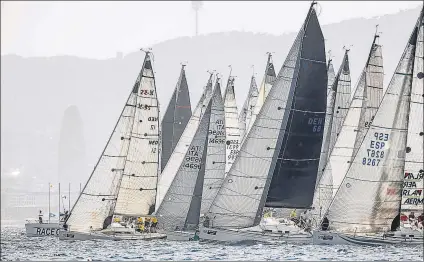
[
  {"xmin": 401, "ymin": 22, "xmax": 423, "ymax": 219},
  {"xmin": 245, "ymin": 54, "xmax": 277, "ymax": 138},
  {"xmin": 161, "ymin": 65, "xmax": 192, "ymax": 172},
  {"xmin": 224, "ymin": 76, "xmax": 240, "ymax": 175},
  {"xmin": 66, "ymin": 52, "xmax": 160, "ymax": 232},
  {"xmin": 201, "ymin": 79, "xmax": 226, "ymax": 215},
  {"xmin": 156, "ymin": 74, "xmax": 213, "ymax": 208},
  {"xmin": 313, "ymin": 35, "xmax": 384, "ymax": 218},
  {"xmin": 324, "ymin": 14, "xmax": 421, "ymax": 233},
  {"xmin": 155, "ymin": 99, "xmax": 212, "ymax": 231},
  {"xmin": 206, "ymin": 4, "xmax": 324, "ymax": 228},
  {"xmin": 239, "ymin": 75, "xmax": 259, "ymax": 141},
  {"xmin": 265, "ymin": 7, "xmax": 327, "ymax": 209}
]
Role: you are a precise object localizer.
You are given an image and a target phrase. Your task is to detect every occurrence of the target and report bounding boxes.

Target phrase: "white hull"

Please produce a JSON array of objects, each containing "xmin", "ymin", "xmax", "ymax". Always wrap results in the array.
[
  {"xmin": 25, "ymin": 223, "xmax": 60, "ymax": 237},
  {"xmin": 59, "ymin": 230, "xmax": 166, "ymax": 241},
  {"xmin": 164, "ymin": 230, "xmax": 197, "ymax": 241},
  {"xmin": 199, "ymin": 226, "xmax": 312, "ymax": 243},
  {"xmin": 312, "ymin": 231, "xmax": 424, "ymax": 246}
]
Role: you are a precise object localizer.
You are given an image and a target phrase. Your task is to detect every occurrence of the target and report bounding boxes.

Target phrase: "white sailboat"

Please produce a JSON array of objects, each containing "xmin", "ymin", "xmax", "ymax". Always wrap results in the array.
[
  {"xmin": 199, "ymin": 1, "xmax": 327, "ymax": 243},
  {"xmin": 155, "ymin": 78, "xmax": 224, "ymax": 241},
  {"xmin": 156, "ymin": 73, "xmax": 214, "ymax": 208},
  {"xmin": 223, "ymin": 72, "xmax": 240, "ymax": 175},
  {"xmin": 59, "ymin": 50, "xmax": 165, "ymax": 241},
  {"xmin": 238, "ymin": 74, "xmax": 258, "ymax": 141},
  {"xmin": 313, "ymin": 7, "xmax": 424, "ymax": 246},
  {"xmin": 244, "ymin": 53, "xmax": 277, "ymax": 141},
  {"xmin": 313, "ymin": 32, "xmax": 385, "ymax": 220},
  {"xmin": 200, "ymin": 77, "xmax": 226, "ymax": 216}
]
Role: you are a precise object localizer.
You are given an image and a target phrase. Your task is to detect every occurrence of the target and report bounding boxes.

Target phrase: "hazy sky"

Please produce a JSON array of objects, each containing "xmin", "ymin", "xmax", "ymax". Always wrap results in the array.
[{"xmin": 1, "ymin": 1, "xmax": 421, "ymax": 58}]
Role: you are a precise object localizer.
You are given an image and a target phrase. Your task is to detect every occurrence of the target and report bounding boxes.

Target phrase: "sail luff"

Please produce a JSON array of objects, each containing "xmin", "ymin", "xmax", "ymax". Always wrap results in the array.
[{"xmin": 324, "ymin": 11, "xmax": 421, "ymax": 233}]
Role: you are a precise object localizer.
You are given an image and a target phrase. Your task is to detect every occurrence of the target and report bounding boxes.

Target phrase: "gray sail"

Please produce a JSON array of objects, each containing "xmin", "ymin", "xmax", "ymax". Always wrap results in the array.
[
  {"xmin": 206, "ymin": 3, "xmax": 325, "ymax": 229},
  {"xmin": 155, "ymin": 98, "xmax": 212, "ymax": 231},
  {"xmin": 238, "ymin": 75, "xmax": 258, "ymax": 141},
  {"xmin": 161, "ymin": 65, "xmax": 192, "ymax": 171},
  {"xmin": 265, "ymin": 5, "xmax": 328, "ymax": 209}
]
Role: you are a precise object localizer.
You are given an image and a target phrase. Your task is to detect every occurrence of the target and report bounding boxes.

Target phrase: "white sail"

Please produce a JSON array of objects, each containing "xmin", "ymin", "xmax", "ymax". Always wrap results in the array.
[
  {"xmin": 245, "ymin": 54, "xmax": 277, "ymax": 139},
  {"xmin": 326, "ymin": 51, "xmax": 352, "ymax": 162},
  {"xmin": 314, "ymin": 38, "xmax": 385, "ymax": 218},
  {"xmin": 66, "ymin": 52, "xmax": 159, "ymax": 232},
  {"xmin": 156, "ymin": 75, "xmax": 214, "ymax": 208},
  {"xmin": 324, "ymin": 17, "xmax": 420, "ymax": 233},
  {"xmin": 224, "ymin": 76, "xmax": 240, "ymax": 175},
  {"xmin": 200, "ymin": 79, "xmax": 226, "ymax": 215},
  {"xmin": 400, "ymin": 23, "xmax": 423, "ymax": 220},
  {"xmin": 155, "ymin": 98, "xmax": 213, "ymax": 231},
  {"xmin": 206, "ymin": 6, "xmax": 326, "ymax": 229},
  {"xmin": 238, "ymin": 76, "xmax": 258, "ymax": 141},
  {"xmin": 315, "ymin": 59, "xmax": 337, "ymax": 189}
]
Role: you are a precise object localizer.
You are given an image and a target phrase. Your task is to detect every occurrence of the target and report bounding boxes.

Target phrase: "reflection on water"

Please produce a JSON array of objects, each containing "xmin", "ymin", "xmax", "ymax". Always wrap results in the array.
[{"xmin": 1, "ymin": 227, "xmax": 423, "ymax": 261}]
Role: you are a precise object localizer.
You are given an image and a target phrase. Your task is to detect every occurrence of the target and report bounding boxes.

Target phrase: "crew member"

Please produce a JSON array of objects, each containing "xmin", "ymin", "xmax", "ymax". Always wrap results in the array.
[{"xmin": 38, "ymin": 210, "xmax": 43, "ymax": 224}]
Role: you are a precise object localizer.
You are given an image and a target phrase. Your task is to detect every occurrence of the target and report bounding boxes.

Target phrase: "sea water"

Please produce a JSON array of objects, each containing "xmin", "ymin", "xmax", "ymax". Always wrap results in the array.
[{"xmin": 1, "ymin": 226, "xmax": 423, "ymax": 261}]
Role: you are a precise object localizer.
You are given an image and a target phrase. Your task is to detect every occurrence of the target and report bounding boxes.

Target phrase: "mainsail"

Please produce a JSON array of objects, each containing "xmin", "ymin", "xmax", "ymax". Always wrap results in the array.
[
  {"xmin": 326, "ymin": 50, "xmax": 352, "ymax": 161},
  {"xmin": 313, "ymin": 34, "xmax": 384, "ymax": 218},
  {"xmin": 206, "ymin": 3, "xmax": 326, "ymax": 228},
  {"xmin": 324, "ymin": 10, "xmax": 422, "ymax": 233},
  {"xmin": 65, "ymin": 51, "xmax": 160, "ymax": 232},
  {"xmin": 155, "ymin": 98, "xmax": 213, "ymax": 231},
  {"xmin": 238, "ymin": 75, "xmax": 259, "ymax": 141},
  {"xmin": 265, "ymin": 7, "xmax": 327, "ymax": 209},
  {"xmin": 200, "ymin": 77, "xmax": 226, "ymax": 215},
  {"xmin": 224, "ymin": 75, "xmax": 240, "ymax": 175},
  {"xmin": 156, "ymin": 74, "xmax": 214, "ymax": 208},
  {"xmin": 245, "ymin": 54, "xmax": 277, "ymax": 138},
  {"xmin": 315, "ymin": 58, "xmax": 337, "ymax": 189},
  {"xmin": 400, "ymin": 20, "xmax": 424, "ymax": 220},
  {"xmin": 160, "ymin": 65, "xmax": 192, "ymax": 172}
]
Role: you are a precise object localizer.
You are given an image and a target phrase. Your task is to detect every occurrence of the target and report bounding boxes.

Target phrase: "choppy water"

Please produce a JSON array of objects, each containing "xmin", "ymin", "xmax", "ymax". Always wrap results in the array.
[{"xmin": 1, "ymin": 227, "xmax": 423, "ymax": 261}]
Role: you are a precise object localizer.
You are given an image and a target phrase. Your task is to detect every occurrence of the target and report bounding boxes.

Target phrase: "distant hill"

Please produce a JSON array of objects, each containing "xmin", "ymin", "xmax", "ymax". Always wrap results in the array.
[{"xmin": 0, "ymin": 6, "xmax": 420, "ymax": 187}]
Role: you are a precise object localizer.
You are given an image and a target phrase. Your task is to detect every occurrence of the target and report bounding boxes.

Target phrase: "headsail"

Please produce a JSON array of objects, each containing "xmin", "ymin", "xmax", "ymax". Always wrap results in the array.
[
  {"xmin": 265, "ymin": 5, "xmax": 327, "ymax": 209},
  {"xmin": 200, "ymin": 77, "xmax": 226, "ymax": 215},
  {"xmin": 156, "ymin": 74, "xmax": 214, "ymax": 209},
  {"xmin": 65, "ymin": 51, "xmax": 160, "ymax": 232},
  {"xmin": 400, "ymin": 19, "xmax": 423, "ymax": 221},
  {"xmin": 238, "ymin": 75, "xmax": 259, "ymax": 141},
  {"xmin": 224, "ymin": 75, "xmax": 240, "ymax": 175},
  {"xmin": 324, "ymin": 10, "xmax": 422, "ymax": 233},
  {"xmin": 245, "ymin": 54, "xmax": 277, "ymax": 138},
  {"xmin": 313, "ymin": 34, "xmax": 384, "ymax": 218},
  {"xmin": 155, "ymin": 98, "xmax": 213, "ymax": 231},
  {"xmin": 206, "ymin": 3, "xmax": 326, "ymax": 228},
  {"xmin": 161, "ymin": 65, "xmax": 192, "ymax": 172}
]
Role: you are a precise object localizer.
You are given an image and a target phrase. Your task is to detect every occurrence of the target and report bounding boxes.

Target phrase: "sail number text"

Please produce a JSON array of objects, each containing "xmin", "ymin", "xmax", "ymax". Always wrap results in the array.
[
  {"xmin": 308, "ymin": 117, "xmax": 324, "ymax": 133},
  {"xmin": 362, "ymin": 132, "xmax": 388, "ymax": 166},
  {"xmin": 184, "ymin": 145, "xmax": 202, "ymax": 170}
]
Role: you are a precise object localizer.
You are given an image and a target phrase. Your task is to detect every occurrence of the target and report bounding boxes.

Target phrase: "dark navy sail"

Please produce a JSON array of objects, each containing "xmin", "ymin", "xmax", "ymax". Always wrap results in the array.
[
  {"xmin": 161, "ymin": 65, "xmax": 192, "ymax": 172},
  {"xmin": 265, "ymin": 6, "xmax": 328, "ymax": 208}
]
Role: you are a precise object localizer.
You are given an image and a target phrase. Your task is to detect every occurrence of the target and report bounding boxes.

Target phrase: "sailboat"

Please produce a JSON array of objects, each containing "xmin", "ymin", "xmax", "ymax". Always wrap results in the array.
[
  {"xmin": 161, "ymin": 64, "xmax": 192, "ymax": 173},
  {"xmin": 200, "ymin": 77, "xmax": 226, "ymax": 216},
  {"xmin": 313, "ymin": 32, "xmax": 385, "ymax": 221},
  {"xmin": 244, "ymin": 53, "xmax": 277, "ymax": 141},
  {"xmin": 156, "ymin": 73, "xmax": 214, "ymax": 209},
  {"xmin": 59, "ymin": 50, "xmax": 165, "ymax": 241},
  {"xmin": 199, "ymin": 1, "xmax": 327, "ymax": 243},
  {"xmin": 313, "ymin": 6, "xmax": 424, "ymax": 246},
  {"xmin": 155, "ymin": 79, "xmax": 223, "ymax": 241},
  {"xmin": 238, "ymin": 73, "xmax": 259, "ymax": 141},
  {"xmin": 223, "ymin": 71, "xmax": 240, "ymax": 175}
]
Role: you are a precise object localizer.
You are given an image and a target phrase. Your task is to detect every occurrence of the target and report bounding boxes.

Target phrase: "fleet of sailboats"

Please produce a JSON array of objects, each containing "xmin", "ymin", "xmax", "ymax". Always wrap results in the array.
[{"xmin": 50, "ymin": 1, "xmax": 423, "ymax": 246}]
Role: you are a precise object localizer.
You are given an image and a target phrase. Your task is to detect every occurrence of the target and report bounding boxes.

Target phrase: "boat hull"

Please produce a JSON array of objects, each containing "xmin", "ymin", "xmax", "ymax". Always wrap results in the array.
[
  {"xmin": 199, "ymin": 226, "xmax": 312, "ymax": 243},
  {"xmin": 165, "ymin": 230, "xmax": 197, "ymax": 241},
  {"xmin": 25, "ymin": 223, "xmax": 60, "ymax": 237},
  {"xmin": 312, "ymin": 231, "xmax": 424, "ymax": 246},
  {"xmin": 59, "ymin": 230, "xmax": 166, "ymax": 241}
]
